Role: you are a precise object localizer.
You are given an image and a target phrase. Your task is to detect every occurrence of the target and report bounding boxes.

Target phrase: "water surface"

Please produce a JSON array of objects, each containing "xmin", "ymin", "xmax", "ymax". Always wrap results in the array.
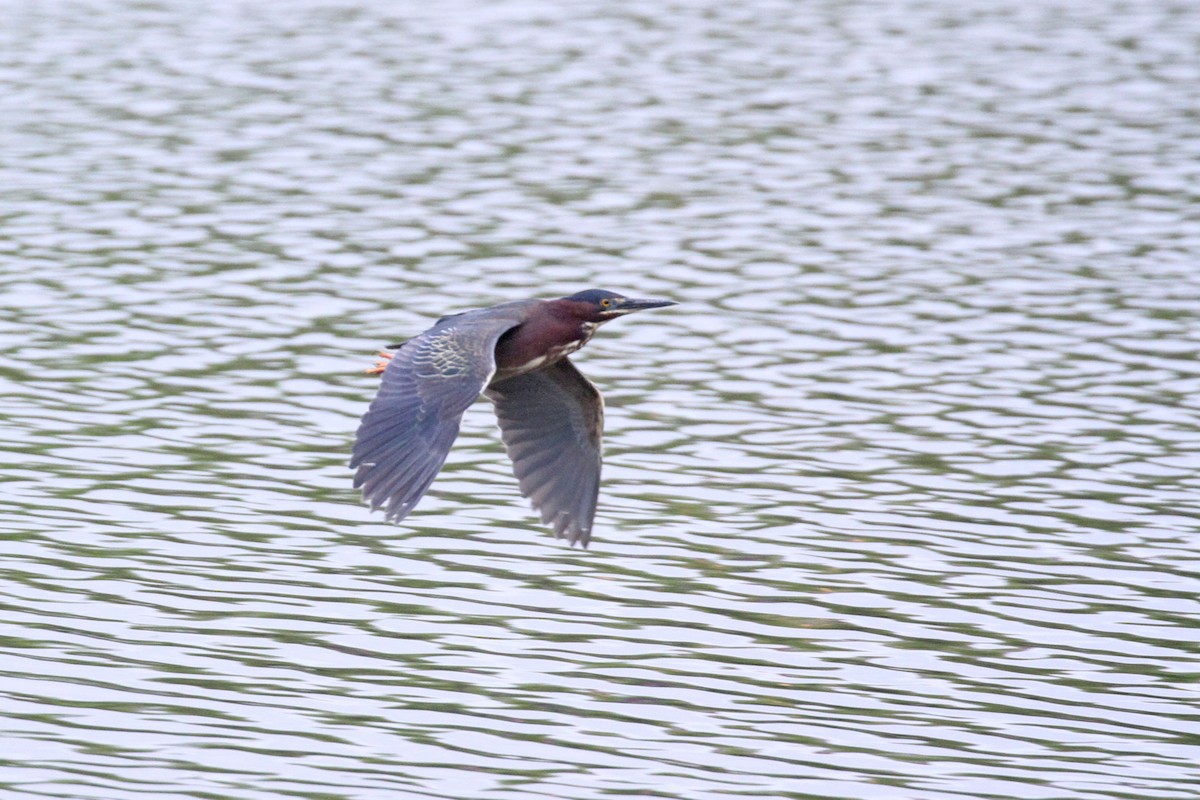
[{"xmin": 2, "ymin": 2, "xmax": 1199, "ymax": 799}]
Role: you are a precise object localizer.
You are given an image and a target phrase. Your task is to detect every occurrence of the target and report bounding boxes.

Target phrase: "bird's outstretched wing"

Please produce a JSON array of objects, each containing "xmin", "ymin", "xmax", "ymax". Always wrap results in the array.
[
  {"xmin": 485, "ymin": 358, "xmax": 603, "ymax": 547},
  {"xmin": 352, "ymin": 310, "xmax": 525, "ymax": 522}
]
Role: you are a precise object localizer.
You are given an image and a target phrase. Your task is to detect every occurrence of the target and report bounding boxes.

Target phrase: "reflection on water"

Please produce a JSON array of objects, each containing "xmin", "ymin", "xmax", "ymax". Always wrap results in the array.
[{"xmin": 2, "ymin": 1, "xmax": 1199, "ymax": 798}]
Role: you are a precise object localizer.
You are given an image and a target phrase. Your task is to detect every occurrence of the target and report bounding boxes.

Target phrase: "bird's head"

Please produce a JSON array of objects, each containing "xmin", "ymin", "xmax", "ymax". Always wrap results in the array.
[{"xmin": 560, "ymin": 289, "xmax": 677, "ymax": 322}]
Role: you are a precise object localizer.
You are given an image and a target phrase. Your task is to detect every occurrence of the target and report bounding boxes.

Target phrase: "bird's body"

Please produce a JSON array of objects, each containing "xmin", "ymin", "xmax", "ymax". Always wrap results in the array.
[{"xmin": 350, "ymin": 289, "xmax": 675, "ymax": 547}]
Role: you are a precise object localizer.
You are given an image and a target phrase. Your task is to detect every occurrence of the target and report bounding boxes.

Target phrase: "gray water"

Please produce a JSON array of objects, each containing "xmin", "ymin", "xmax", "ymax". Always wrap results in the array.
[{"xmin": 3, "ymin": 1, "xmax": 1200, "ymax": 799}]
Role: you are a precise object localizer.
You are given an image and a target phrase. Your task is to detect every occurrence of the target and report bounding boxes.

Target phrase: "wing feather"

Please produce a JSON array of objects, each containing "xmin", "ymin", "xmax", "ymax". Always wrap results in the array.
[
  {"xmin": 351, "ymin": 310, "xmax": 525, "ymax": 522},
  {"xmin": 485, "ymin": 358, "xmax": 603, "ymax": 547}
]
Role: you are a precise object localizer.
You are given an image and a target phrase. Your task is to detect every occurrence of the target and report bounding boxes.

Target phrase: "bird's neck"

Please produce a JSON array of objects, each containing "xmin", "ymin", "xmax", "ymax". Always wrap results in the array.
[{"xmin": 492, "ymin": 312, "xmax": 599, "ymax": 382}]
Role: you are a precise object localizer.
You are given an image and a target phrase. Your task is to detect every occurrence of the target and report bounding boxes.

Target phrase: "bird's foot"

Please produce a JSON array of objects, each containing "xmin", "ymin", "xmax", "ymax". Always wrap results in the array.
[{"xmin": 364, "ymin": 351, "xmax": 394, "ymax": 375}]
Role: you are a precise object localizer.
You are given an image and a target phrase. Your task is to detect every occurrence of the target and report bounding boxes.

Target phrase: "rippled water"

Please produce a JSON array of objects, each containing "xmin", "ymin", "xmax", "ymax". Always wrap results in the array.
[{"xmin": 3, "ymin": 1, "xmax": 1200, "ymax": 798}]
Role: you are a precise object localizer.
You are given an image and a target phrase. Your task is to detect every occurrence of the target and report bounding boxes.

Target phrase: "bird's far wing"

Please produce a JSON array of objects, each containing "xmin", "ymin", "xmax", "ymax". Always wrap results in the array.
[
  {"xmin": 485, "ymin": 358, "xmax": 603, "ymax": 547},
  {"xmin": 351, "ymin": 311, "xmax": 524, "ymax": 522}
]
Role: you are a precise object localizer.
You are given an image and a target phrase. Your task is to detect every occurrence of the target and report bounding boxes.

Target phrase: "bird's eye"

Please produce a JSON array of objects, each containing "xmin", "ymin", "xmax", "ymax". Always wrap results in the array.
[{"xmin": 601, "ymin": 299, "xmax": 611, "ymax": 307}]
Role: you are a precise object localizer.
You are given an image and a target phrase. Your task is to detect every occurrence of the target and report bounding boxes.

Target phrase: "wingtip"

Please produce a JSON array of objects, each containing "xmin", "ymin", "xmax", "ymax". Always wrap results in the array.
[
  {"xmin": 568, "ymin": 523, "xmax": 592, "ymax": 549},
  {"xmin": 557, "ymin": 518, "xmax": 592, "ymax": 549}
]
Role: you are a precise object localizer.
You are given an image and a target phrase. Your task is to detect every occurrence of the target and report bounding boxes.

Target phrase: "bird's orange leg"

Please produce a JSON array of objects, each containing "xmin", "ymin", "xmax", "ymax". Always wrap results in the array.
[{"xmin": 364, "ymin": 351, "xmax": 394, "ymax": 375}]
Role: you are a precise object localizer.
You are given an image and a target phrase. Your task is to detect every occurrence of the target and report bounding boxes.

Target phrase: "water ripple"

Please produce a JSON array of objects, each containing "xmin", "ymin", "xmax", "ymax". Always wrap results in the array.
[{"xmin": 2, "ymin": 1, "xmax": 1200, "ymax": 799}]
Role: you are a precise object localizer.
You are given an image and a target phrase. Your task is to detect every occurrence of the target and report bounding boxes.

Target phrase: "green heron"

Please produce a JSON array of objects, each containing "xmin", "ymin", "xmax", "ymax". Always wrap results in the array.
[{"xmin": 351, "ymin": 289, "xmax": 677, "ymax": 547}]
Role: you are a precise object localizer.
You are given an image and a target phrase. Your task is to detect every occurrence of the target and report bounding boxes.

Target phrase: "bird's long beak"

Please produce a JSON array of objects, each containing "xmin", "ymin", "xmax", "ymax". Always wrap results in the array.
[{"xmin": 618, "ymin": 298, "xmax": 678, "ymax": 312}]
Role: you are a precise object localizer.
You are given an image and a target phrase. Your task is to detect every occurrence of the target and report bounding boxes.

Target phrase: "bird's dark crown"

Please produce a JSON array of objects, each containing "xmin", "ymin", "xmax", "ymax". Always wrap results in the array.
[
  {"xmin": 564, "ymin": 289, "xmax": 627, "ymax": 306},
  {"xmin": 559, "ymin": 289, "xmax": 677, "ymax": 321},
  {"xmin": 559, "ymin": 289, "xmax": 629, "ymax": 321}
]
